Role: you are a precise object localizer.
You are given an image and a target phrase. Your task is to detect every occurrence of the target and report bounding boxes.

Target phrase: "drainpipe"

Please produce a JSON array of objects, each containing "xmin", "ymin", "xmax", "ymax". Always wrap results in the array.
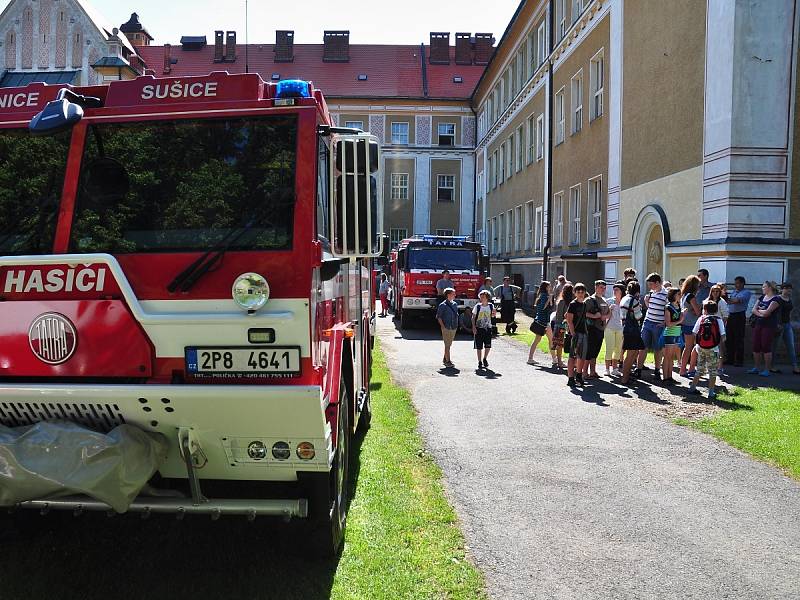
[{"xmin": 541, "ymin": 0, "xmax": 554, "ymax": 281}]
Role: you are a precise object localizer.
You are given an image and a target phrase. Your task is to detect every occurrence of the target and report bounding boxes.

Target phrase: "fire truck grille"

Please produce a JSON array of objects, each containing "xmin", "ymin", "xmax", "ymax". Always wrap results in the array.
[{"xmin": 0, "ymin": 402, "xmax": 126, "ymax": 432}]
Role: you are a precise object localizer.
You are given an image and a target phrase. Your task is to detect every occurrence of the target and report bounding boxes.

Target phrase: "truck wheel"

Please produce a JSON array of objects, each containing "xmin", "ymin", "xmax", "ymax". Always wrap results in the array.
[
  {"xmin": 305, "ymin": 380, "xmax": 351, "ymax": 557},
  {"xmin": 358, "ymin": 390, "xmax": 372, "ymax": 431}
]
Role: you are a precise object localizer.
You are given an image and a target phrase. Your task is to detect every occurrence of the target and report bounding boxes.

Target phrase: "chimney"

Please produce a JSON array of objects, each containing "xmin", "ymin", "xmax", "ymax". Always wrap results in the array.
[
  {"xmin": 474, "ymin": 32, "xmax": 494, "ymax": 65},
  {"xmin": 274, "ymin": 30, "xmax": 294, "ymax": 62},
  {"xmin": 323, "ymin": 30, "xmax": 349, "ymax": 62},
  {"xmin": 455, "ymin": 32, "xmax": 472, "ymax": 65},
  {"xmin": 214, "ymin": 30, "xmax": 224, "ymax": 62},
  {"xmin": 163, "ymin": 43, "xmax": 171, "ymax": 74},
  {"xmin": 429, "ymin": 32, "xmax": 450, "ymax": 64},
  {"xmin": 225, "ymin": 30, "xmax": 236, "ymax": 62}
]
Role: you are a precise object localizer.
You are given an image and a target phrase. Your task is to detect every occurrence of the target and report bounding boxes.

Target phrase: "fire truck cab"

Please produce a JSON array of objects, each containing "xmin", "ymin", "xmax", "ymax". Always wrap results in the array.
[
  {"xmin": 0, "ymin": 73, "xmax": 383, "ymax": 556},
  {"xmin": 390, "ymin": 235, "xmax": 488, "ymax": 329}
]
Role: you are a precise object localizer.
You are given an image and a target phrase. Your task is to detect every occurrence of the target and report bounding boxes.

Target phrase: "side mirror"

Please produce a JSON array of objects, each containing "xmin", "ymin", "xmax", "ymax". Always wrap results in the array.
[
  {"xmin": 29, "ymin": 89, "xmax": 102, "ymax": 136},
  {"xmin": 330, "ymin": 134, "xmax": 384, "ymax": 258}
]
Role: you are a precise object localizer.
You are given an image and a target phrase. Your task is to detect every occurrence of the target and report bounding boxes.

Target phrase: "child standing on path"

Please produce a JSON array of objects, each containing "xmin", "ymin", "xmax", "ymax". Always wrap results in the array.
[
  {"xmin": 604, "ymin": 283, "xmax": 625, "ymax": 377},
  {"xmin": 378, "ymin": 273, "xmax": 390, "ymax": 317},
  {"xmin": 689, "ymin": 301, "xmax": 726, "ymax": 400},
  {"xmin": 472, "ymin": 290, "xmax": 496, "ymax": 370},
  {"xmin": 435, "ymin": 287, "xmax": 460, "ymax": 368},
  {"xmin": 566, "ymin": 283, "xmax": 590, "ymax": 387},
  {"xmin": 662, "ymin": 287, "xmax": 684, "ymax": 385},
  {"xmin": 527, "ymin": 281, "xmax": 553, "ymax": 365}
]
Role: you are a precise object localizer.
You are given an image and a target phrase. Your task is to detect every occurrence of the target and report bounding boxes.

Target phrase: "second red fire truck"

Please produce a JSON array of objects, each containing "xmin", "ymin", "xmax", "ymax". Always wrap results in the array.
[
  {"xmin": 390, "ymin": 235, "xmax": 489, "ymax": 328},
  {"xmin": 0, "ymin": 72, "xmax": 382, "ymax": 556}
]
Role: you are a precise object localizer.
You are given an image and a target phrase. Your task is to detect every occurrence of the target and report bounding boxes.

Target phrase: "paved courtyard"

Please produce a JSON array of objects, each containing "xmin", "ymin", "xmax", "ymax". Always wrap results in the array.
[{"xmin": 377, "ymin": 313, "xmax": 800, "ymax": 599}]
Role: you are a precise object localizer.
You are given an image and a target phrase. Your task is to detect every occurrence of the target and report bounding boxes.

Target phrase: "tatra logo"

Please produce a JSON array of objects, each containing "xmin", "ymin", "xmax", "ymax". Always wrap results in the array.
[
  {"xmin": 3, "ymin": 267, "xmax": 107, "ymax": 293},
  {"xmin": 0, "ymin": 92, "xmax": 39, "ymax": 109},
  {"xmin": 141, "ymin": 81, "xmax": 219, "ymax": 101},
  {"xmin": 29, "ymin": 313, "xmax": 77, "ymax": 365},
  {"xmin": 430, "ymin": 240, "xmax": 464, "ymax": 247}
]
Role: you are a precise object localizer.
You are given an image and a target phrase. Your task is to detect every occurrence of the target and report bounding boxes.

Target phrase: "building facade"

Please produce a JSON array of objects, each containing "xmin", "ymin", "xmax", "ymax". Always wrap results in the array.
[
  {"xmin": 0, "ymin": 0, "xmax": 145, "ymax": 87},
  {"xmin": 475, "ymin": 0, "xmax": 800, "ymax": 292}
]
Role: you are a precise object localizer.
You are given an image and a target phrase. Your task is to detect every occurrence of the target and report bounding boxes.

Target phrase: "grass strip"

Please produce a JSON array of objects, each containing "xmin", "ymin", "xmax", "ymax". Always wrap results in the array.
[
  {"xmin": 681, "ymin": 387, "xmax": 800, "ymax": 480},
  {"xmin": 331, "ymin": 342, "xmax": 488, "ymax": 600}
]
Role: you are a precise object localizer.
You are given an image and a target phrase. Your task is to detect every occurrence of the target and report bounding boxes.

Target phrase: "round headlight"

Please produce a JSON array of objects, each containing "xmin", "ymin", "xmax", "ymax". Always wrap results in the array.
[
  {"xmin": 271, "ymin": 441, "xmax": 291, "ymax": 460},
  {"xmin": 232, "ymin": 272, "xmax": 270, "ymax": 312},
  {"xmin": 247, "ymin": 441, "xmax": 267, "ymax": 460}
]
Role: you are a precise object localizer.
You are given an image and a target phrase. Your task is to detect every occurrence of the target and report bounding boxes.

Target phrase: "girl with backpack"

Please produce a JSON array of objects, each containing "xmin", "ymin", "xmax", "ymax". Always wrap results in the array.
[
  {"xmin": 689, "ymin": 300, "xmax": 725, "ymax": 400},
  {"xmin": 662, "ymin": 287, "xmax": 684, "ymax": 384},
  {"xmin": 551, "ymin": 284, "xmax": 573, "ymax": 370},
  {"xmin": 527, "ymin": 281, "xmax": 553, "ymax": 365},
  {"xmin": 620, "ymin": 280, "xmax": 644, "ymax": 385},
  {"xmin": 679, "ymin": 275, "xmax": 702, "ymax": 377}
]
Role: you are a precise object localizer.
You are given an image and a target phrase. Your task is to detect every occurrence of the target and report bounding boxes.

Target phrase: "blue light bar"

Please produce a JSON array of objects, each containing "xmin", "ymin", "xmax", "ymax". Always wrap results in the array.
[
  {"xmin": 275, "ymin": 79, "xmax": 311, "ymax": 99},
  {"xmin": 421, "ymin": 234, "xmax": 468, "ymax": 242}
]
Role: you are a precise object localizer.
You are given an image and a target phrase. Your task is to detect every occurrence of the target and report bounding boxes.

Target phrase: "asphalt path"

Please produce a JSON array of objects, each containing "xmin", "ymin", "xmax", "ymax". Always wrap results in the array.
[{"xmin": 377, "ymin": 313, "xmax": 800, "ymax": 599}]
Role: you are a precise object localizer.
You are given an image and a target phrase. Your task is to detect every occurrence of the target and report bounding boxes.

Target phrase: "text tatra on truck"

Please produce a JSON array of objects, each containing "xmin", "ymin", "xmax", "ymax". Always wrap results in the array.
[{"xmin": 0, "ymin": 73, "xmax": 387, "ymax": 557}]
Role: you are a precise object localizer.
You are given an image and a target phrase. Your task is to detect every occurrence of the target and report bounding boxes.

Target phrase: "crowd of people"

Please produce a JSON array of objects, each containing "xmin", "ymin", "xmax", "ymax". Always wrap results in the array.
[
  {"xmin": 430, "ymin": 267, "xmax": 797, "ymax": 400},
  {"xmin": 517, "ymin": 268, "xmax": 797, "ymax": 398}
]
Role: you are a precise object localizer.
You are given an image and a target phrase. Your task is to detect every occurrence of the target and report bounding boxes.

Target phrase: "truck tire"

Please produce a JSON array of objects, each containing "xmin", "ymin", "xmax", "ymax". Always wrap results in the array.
[
  {"xmin": 304, "ymin": 379, "xmax": 351, "ymax": 557},
  {"xmin": 400, "ymin": 308, "xmax": 412, "ymax": 329}
]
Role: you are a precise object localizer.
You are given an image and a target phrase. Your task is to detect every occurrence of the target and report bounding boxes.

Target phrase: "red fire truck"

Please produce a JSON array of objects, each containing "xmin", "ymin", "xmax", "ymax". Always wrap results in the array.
[
  {"xmin": 0, "ymin": 72, "xmax": 382, "ymax": 556},
  {"xmin": 390, "ymin": 235, "xmax": 489, "ymax": 329}
]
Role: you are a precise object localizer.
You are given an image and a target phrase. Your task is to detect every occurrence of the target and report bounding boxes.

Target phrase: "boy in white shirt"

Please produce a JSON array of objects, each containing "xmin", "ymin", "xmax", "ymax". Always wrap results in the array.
[{"xmin": 689, "ymin": 301, "xmax": 726, "ymax": 400}]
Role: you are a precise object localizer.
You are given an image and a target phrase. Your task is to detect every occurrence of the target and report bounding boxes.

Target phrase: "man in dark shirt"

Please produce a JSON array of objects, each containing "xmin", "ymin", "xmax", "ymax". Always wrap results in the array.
[{"xmin": 436, "ymin": 287, "xmax": 460, "ymax": 367}]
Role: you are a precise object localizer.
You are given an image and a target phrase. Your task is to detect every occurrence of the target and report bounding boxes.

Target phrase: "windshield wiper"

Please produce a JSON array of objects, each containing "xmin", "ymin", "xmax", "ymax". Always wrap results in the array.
[{"xmin": 167, "ymin": 223, "xmax": 256, "ymax": 293}]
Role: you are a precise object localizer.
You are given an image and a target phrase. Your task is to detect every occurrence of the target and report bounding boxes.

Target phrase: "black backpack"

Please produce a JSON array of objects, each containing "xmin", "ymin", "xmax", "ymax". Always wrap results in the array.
[{"xmin": 623, "ymin": 298, "xmax": 640, "ymax": 335}]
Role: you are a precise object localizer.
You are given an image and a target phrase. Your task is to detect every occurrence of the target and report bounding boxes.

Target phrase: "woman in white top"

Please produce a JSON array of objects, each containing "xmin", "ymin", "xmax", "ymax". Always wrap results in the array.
[{"xmin": 604, "ymin": 282, "xmax": 626, "ymax": 377}]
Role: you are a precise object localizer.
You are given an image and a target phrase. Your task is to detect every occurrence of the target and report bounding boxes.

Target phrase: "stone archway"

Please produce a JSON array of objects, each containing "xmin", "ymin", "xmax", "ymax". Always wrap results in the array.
[{"xmin": 632, "ymin": 206, "xmax": 669, "ymax": 279}]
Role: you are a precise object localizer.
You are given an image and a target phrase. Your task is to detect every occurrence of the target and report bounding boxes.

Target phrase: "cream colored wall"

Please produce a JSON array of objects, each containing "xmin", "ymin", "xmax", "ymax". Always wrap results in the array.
[
  {"xmin": 618, "ymin": 165, "xmax": 703, "ymax": 247},
  {"xmin": 666, "ymin": 256, "xmax": 698, "ymax": 283}
]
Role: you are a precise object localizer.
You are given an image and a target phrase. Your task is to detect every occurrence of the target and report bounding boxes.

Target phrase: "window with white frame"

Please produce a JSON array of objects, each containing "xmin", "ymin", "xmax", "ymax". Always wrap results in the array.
[
  {"xmin": 437, "ymin": 122, "xmax": 455, "ymax": 146},
  {"xmin": 518, "ymin": 49, "xmax": 526, "ymax": 90},
  {"xmin": 528, "ymin": 31, "xmax": 537, "ymax": 77},
  {"xmin": 499, "ymin": 145, "xmax": 505, "ymax": 184},
  {"xmin": 507, "ymin": 137, "xmax": 514, "ymax": 179},
  {"xmin": 391, "ymin": 122, "xmax": 409, "ymax": 144},
  {"xmin": 390, "ymin": 228, "xmax": 407, "ymax": 247},
  {"xmin": 511, "ymin": 60, "xmax": 518, "ymax": 99},
  {"xmin": 590, "ymin": 50, "xmax": 604, "ymax": 120},
  {"xmin": 498, "ymin": 213, "xmax": 505, "ymax": 253},
  {"xmin": 515, "ymin": 206, "xmax": 523, "ymax": 251},
  {"xmin": 506, "ymin": 210, "xmax": 513, "ymax": 253},
  {"xmin": 505, "ymin": 70, "xmax": 512, "ymax": 107},
  {"xmin": 494, "ymin": 150, "xmax": 499, "ymax": 188},
  {"xmin": 557, "ymin": 0, "xmax": 567, "ymax": 39},
  {"xmin": 588, "ymin": 176, "xmax": 602, "ymax": 243},
  {"xmin": 535, "ymin": 206, "xmax": 544, "ymax": 252},
  {"xmin": 556, "ymin": 88, "xmax": 565, "ymax": 144},
  {"xmin": 492, "ymin": 217, "xmax": 498, "ymax": 254},
  {"xmin": 436, "ymin": 229, "xmax": 454, "ymax": 236},
  {"xmin": 344, "ymin": 120, "xmax": 363, "ymax": 130},
  {"xmin": 489, "ymin": 153, "xmax": 496, "ymax": 189},
  {"xmin": 526, "ymin": 201, "xmax": 534, "ymax": 250},
  {"xmin": 537, "ymin": 22, "xmax": 546, "ymax": 66},
  {"xmin": 489, "ymin": 95, "xmax": 495, "ymax": 124},
  {"xmin": 391, "ymin": 173, "xmax": 409, "ymax": 200},
  {"xmin": 569, "ymin": 185, "xmax": 581, "ymax": 245},
  {"xmin": 527, "ymin": 115, "xmax": 536, "ymax": 164},
  {"xmin": 437, "ymin": 175, "xmax": 455, "ymax": 202},
  {"xmin": 571, "ymin": 70, "xmax": 583, "ymax": 134},
  {"xmin": 536, "ymin": 114, "xmax": 545, "ymax": 160},
  {"xmin": 572, "ymin": 0, "xmax": 584, "ymax": 23},
  {"xmin": 554, "ymin": 192, "xmax": 564, "ymax": 247},
  {"xmin": 516, "ymin": 126, "xmax": 524, "ymax": 172}
]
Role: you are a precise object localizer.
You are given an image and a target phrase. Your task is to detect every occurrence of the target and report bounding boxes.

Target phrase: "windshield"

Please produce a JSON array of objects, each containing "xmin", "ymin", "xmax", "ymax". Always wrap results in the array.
[
  {"xmin": 407, "ymin": 248, "xmax": 478, "ymax": 272},
  {"xmin": 69, "ymin": 115, "xmax": 297, "ymax": 253},
  {"xmin": 0, "ymin": 129, "xmax": 71, "ymax": 255}
]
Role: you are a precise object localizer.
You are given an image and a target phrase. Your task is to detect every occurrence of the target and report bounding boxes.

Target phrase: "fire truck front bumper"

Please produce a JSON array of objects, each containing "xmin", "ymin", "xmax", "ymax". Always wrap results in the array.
[
  {"xmin": 402, "ymin": 297, "xmax": 478, "ymax": 310},
  {"xmin": 0, "ymin": 384, "xmax": 332, "ymax": 484}
]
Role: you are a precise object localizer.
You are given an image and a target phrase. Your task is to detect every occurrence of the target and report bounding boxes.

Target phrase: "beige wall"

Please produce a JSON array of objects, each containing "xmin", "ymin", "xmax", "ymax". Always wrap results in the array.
[
  {"xmin": 384, "ymin": 158, "xmax": 415, "ymax": 235},
  {"xmin": 431, "ymin": 115, "xmax": 462, "ymax": 147},
  {"xmin": 621, "ymin": 0, "xmax": 705, "ymax": 190},
  {"xmin": 618, "ymin": 165, "xmax": 703, "ymax": 247},
  {"xmin": 429, "ymin": 159, "xmax": 462, "ymax": 233},
  {"xmin": 551, "ymin": 13, "xmax": 610, "ymax": 251}
]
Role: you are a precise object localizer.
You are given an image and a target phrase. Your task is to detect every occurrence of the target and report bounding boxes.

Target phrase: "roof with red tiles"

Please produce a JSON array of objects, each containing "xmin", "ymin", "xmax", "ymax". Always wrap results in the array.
[{"xmin": 137, "ymin": 42, "xmax": 489, "ymax": 100}]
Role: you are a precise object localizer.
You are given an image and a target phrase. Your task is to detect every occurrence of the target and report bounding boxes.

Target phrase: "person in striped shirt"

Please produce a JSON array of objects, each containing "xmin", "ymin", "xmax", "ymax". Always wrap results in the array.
[{"xmin": 639, "ymin": 272, "xmax": 668, "ymax": 380}]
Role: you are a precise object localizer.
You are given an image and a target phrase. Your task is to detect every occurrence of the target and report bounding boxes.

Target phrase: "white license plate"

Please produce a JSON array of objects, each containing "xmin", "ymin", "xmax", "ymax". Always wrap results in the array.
[{"xmin": 186, "ymin": 347, "xmax": 301, "ymax": 377}]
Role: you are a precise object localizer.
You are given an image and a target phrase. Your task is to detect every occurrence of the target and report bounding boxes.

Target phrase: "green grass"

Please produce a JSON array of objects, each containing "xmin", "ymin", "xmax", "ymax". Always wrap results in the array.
[
  {"xmin": 683, "ymin": 387, "xmax": 800, "ymax": 480},
  {"xmin": 330, "ymin": 344, "xmax": 488, "ymax": 599}
]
